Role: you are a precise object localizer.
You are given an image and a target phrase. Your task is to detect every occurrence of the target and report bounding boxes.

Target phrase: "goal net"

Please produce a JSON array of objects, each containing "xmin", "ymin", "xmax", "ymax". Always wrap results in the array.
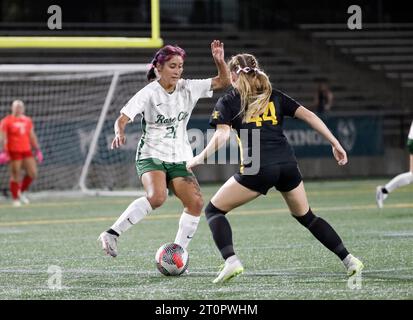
[{"xmin": 0, "ymin": 64, "xmax": 148, "ymax": 198}]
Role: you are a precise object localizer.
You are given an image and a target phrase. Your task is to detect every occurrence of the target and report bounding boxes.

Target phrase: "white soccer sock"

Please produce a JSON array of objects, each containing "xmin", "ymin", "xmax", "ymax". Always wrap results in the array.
[
  {"xmin": 342, "ymin": 253, "xmax": 353, "ymax": 266},
  {"xmin": 226, "ymin": 255, "xmax": 240, "ymax": 265},
  {"xmin": 111, "ymin": 197, "xmax": 153, "ymax": 235},
  {"xmin": 174, "ymin": 211, "xmax": 200, "ymax": 249},
  {"xmin": 385, "ymin": 171, "xmax": 413, "ymax": 193}
]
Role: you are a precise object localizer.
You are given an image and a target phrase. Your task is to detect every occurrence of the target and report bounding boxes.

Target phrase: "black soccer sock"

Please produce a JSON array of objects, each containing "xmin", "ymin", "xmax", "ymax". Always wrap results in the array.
[
  {"xmin": 293, "ymin": 208, "xmax": 349, "ymax": 260},
  {"xmin": 205, "ymin": 201, "xmax": 235, "ymax": 260}
]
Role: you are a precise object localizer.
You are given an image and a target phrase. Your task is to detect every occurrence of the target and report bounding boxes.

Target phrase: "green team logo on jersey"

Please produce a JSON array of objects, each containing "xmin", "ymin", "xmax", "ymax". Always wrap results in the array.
[
  {"xmin": 154, "ymin": 111, "xmax": 190, "ymax": 139},
  {"xmin": 155, "ymin": 111, "xmax": 189, "ymax": 125}
]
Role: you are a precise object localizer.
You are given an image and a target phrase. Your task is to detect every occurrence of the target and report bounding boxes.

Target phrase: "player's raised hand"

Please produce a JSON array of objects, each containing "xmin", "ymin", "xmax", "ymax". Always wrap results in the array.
[
  {"xmin": 211, "ymin": 40, "xmax": 225, "ymax": 62},
  {"xmin": 111, "ymin": 134, "xmax": 126, "ymax": 149},
  {"xmin": 332, "ymin": 143, "xmax": 348, "ymax": 166},
  {"xmin": 35, "ymin": 149, "xmax": 44, "ymax": 164}
]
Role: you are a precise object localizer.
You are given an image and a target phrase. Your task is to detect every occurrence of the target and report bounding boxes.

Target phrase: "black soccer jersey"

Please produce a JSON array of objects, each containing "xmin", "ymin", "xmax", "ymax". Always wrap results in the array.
[{"xmin": 209, "ymin": 89, "xmax": 300, "ymax": 170}]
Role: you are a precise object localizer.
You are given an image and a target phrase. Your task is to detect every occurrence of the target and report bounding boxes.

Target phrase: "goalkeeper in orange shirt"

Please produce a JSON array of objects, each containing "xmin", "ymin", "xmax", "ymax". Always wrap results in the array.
[{"xmin": 0, "ymin": 100, "xmax": 43, "ymax": 206}]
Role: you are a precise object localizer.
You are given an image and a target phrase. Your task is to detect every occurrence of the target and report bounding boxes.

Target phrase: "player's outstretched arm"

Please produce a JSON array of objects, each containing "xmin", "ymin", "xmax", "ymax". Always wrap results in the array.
[
  {"xmin": 0, "ymin": 120, "xmax": 6, "ymax": 150},
  {"xmin": 0, "ymin": 129, "xmax": 4, "ymax": 150},
  {"xmin": 210, "ymin": 40, "xmax": 231, "ymax": 91},
  {"xmin": 29, "ymin": 128, "xmax": 40, "ymax": 150},
  {"xmin": 0, "ymin": 129, "xmax": 9, "ymax": 164},
  {"xmin": 294, "ymin": 106, "xmax": 348, "ymax": 166},
  {"xmin": 186, "ymin": 124, "xmax": 231, "ymax": 170},
  {"xmin": 111, "ymin": 113, "xmax": 130, "ymax": 149}
]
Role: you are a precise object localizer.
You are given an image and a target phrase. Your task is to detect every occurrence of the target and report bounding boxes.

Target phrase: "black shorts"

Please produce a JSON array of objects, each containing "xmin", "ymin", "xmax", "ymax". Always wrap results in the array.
[{"xmin": 234, "ymin": 162, "xmax": 303, "ymax": 195}]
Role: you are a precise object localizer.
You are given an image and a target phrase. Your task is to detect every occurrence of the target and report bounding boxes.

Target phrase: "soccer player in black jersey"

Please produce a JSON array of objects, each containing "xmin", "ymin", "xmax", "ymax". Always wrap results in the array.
[{"xmin": 187, "ymin": 53, "xmax": 364, "ymax": 283}]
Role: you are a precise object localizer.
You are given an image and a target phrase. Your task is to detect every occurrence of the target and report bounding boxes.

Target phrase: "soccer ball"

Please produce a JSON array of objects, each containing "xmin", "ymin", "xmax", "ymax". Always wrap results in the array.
[{"xmin": 155, "ymin": 243, "xmax": 189, "ymax": 276}]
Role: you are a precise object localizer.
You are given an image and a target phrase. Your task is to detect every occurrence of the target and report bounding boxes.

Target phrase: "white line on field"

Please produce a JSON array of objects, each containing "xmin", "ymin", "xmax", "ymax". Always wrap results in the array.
[{"xmin": 0, "ymin": 202, "xmax": 412, "ymax": 227}]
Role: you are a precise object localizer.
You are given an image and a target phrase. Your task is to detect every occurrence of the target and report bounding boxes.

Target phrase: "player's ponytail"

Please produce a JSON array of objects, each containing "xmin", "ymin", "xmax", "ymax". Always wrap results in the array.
[
  {"xmin": 146, "ymin": 45, "xmax": 187, "ymax": 82},
  {"xmin": 228, "ymin": 54, "xmax": 272, "ymax": 123},
  {"xmin": 146, "ymin": 58, "xmax": 158, "ymax": 82}
]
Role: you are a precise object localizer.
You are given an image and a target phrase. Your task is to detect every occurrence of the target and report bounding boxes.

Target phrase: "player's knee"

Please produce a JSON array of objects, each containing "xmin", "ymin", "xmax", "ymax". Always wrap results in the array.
[
  {"xmin": 28, "ymin": 170, "xmax": 37, "ymax": 179},
  {"xmin": 292, "ymin": 208, "xmax": 317, "ymax": 228},
  {"xmin": 205, "ymin": 201, "xmax": 227, "ymax": 222},
  {"xmin": 10, "ymin": 169, "xmax": 20, "ymax": 180},
  {"xmin": 188, "ymin": 196, "xmax": 204, "ymax": 215},
  {"xmin": 146, "ymin": 191, "xmax": 167, "ymax": 209}
]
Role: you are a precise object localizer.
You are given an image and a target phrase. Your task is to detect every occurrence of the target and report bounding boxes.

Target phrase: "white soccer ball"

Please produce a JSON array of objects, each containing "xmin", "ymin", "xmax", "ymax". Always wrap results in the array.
[{"xmin": 155, "ymin": 243, "xmax": 189, "ymax": 276}]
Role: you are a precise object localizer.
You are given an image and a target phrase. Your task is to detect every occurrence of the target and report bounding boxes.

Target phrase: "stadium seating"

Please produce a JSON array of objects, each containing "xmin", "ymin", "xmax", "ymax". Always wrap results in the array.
[
  {"xmin": 300, "ymin": 24, "xmax": 413, "ymax": 88},
  {"xmin": 0, "ymin": 26, "xmax": 410, "ymax": 114},
  {"xmin": 158, "ymin": 29, "xmax": 404, "ymax": 113}
]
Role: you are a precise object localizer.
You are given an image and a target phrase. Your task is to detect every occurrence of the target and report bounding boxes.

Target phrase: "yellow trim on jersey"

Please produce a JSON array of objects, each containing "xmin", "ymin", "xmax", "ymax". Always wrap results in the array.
[{"xmin": 234, "ymin": 130, "xmax": 244, "ymax": 174}]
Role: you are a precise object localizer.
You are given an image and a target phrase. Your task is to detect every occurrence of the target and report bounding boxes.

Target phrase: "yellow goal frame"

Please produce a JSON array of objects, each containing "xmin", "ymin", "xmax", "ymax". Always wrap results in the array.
[{"xmin": 0, "ymin": 0, "xmax": 163, "ymax": 48}]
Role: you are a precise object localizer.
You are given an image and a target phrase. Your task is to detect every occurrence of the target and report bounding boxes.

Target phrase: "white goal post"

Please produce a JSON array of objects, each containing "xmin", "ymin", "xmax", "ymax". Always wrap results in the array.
[{"xmin": 0, "ymin": 64, "xmax": 148, "ymax": 198}]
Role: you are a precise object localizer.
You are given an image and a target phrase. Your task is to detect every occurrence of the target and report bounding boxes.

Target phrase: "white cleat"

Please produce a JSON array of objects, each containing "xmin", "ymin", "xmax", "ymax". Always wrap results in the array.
[
  {"xmin": 343, "ymin": 254, "xmax": 364, "ymax": 277},
  {"xmin": 98, "ymin": 231, "xmax": 118, "ymax": 257},
  {"xmin": 12, "ymin": 200, "xmax": 22, "ymax": 207},
  {"xmin": 375, "ymin": 185, "xmax": 388, "ymax": 209},
  {"xmin": 213, "ymin": 258, "xmax": 244, "ymax": 284},
  {"xmin": 19, "ymin": 192, "xmax": 30, "ymax": 205}
]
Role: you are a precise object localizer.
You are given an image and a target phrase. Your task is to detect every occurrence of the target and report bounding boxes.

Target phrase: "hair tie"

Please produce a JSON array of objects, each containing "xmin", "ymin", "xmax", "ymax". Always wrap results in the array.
[
  {"xmin": 253, "ymin": 68, "xmax": 264, "ymax": 75},
  {"xmin": 236, "ymin": 66, "xmax": 252, "ymax": 74}
]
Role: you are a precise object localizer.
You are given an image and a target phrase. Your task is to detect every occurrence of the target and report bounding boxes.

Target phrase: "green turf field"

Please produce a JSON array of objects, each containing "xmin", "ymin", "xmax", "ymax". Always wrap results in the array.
[{"xmin": 0, "ymin": 179, "xmax": 412, "ymax": 300}]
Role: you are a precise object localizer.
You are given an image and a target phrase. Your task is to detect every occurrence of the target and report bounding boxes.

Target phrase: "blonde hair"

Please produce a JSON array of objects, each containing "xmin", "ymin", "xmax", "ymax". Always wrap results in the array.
[{"xmin": 228, "ymin": 54, "xmax": 272, "ymax": 123}]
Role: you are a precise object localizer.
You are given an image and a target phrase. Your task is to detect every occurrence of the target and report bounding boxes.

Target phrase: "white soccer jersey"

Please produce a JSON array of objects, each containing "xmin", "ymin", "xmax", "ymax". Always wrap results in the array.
[
  {"xmin": 120, "ymin": 78, "xmax": 213, "ymax": 162},
  {"xmin": 409, "ymin": 120, "xmax": 413, "ymax": 140}
]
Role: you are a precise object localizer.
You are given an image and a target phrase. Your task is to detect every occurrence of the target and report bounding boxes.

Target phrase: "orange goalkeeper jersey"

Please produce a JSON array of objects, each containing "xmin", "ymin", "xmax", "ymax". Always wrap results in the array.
[{"xmin": 0, "ymin": 115, "xmax": 33, "ymax": 152}]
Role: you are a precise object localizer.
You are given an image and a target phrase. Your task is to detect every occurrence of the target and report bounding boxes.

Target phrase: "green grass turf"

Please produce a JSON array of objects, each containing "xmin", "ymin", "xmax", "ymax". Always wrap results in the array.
[{"xmin": 0, "ymin": 179, "xmax": 412, "ymax": 300}]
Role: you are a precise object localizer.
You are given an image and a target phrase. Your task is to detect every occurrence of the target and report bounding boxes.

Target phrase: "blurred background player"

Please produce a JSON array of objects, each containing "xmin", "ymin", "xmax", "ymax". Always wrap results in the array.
[
  {"xmin": 98, "ymin": 40, "xmax": 230, "ymax": 257},
  {"xmin": 376, "ymin": 120, "xmax": 413, "ymax": 208},
  {"xmin": 0, "ymin": 100, "xmax": 43, "ymax": 206},
  {"xmin": 312, "ymin": 80, "xmax": 334, "ymax": 114},
  {"xmin": 187, "ymin": 53, "xmax": 363, "ymax": 283}
]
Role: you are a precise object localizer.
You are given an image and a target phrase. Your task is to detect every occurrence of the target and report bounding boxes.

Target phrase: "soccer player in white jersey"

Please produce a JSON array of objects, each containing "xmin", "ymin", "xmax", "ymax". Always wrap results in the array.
[
  {"xmin": 376, "ymin": 120, "xmax": 413, "ymax": 208},
  {"xmin": 98, "ymin": 40, "xmax": 230, "ymax": 258}
]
